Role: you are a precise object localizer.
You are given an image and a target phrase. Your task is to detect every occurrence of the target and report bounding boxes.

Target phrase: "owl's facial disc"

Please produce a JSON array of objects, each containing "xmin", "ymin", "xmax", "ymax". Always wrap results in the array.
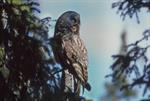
[
  {"xmin": 70, "ymin": 14, "xmax": 80, "ymax": 26},
  {"xmin": 69, "ymin": 15, "xmax": 80, "ymax": 33}
]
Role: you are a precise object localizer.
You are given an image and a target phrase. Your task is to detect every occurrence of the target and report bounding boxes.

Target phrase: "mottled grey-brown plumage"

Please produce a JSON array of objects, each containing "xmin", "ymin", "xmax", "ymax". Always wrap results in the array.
[{"xmin": 52, "ymin": 11, "xmax": 91, "ymax": 93}]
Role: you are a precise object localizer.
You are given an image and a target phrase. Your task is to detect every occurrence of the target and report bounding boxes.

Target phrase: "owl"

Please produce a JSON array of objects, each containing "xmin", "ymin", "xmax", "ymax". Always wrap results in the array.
[{"xmin": 51, "ymin": 11, "xmax": 91, "ymax": 94}]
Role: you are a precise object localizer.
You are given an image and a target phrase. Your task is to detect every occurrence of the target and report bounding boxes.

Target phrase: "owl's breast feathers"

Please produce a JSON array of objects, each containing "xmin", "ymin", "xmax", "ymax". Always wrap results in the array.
[{"xmin": 61, "ymin": 34, "xmax": 90, "ymax": 91}]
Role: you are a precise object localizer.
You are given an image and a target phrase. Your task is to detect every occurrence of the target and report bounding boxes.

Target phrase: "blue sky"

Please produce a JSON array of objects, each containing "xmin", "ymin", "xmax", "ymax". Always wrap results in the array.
[{"xmin": 38, "ymin": 0, "xmax": 150, "ymax": 100}]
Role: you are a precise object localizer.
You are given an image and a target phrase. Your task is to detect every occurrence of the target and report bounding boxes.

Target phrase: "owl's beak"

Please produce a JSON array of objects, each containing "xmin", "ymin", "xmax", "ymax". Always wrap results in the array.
[{"xmin": 71, "ymin": 26, "xmax": 77, "ymax": 32}]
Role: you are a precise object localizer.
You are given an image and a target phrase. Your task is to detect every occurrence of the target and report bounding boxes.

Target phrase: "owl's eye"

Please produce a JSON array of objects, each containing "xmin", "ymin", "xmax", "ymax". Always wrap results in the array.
[{"xmin": 71, "ymin": 17, "xmax": 76, "ymax": 23}]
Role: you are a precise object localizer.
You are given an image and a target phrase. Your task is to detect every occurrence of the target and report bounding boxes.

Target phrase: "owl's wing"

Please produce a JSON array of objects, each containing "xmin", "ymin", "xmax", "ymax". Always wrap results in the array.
[{"xmin": 62, "ymin": 35, "xmax": 88, "ymax": 87}]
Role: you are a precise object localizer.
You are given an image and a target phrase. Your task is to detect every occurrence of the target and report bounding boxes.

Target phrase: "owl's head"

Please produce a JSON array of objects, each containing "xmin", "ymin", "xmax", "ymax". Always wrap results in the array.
[{"xmin": 54, "ymin": 11, "xmax": 80, "ymax": 37}]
